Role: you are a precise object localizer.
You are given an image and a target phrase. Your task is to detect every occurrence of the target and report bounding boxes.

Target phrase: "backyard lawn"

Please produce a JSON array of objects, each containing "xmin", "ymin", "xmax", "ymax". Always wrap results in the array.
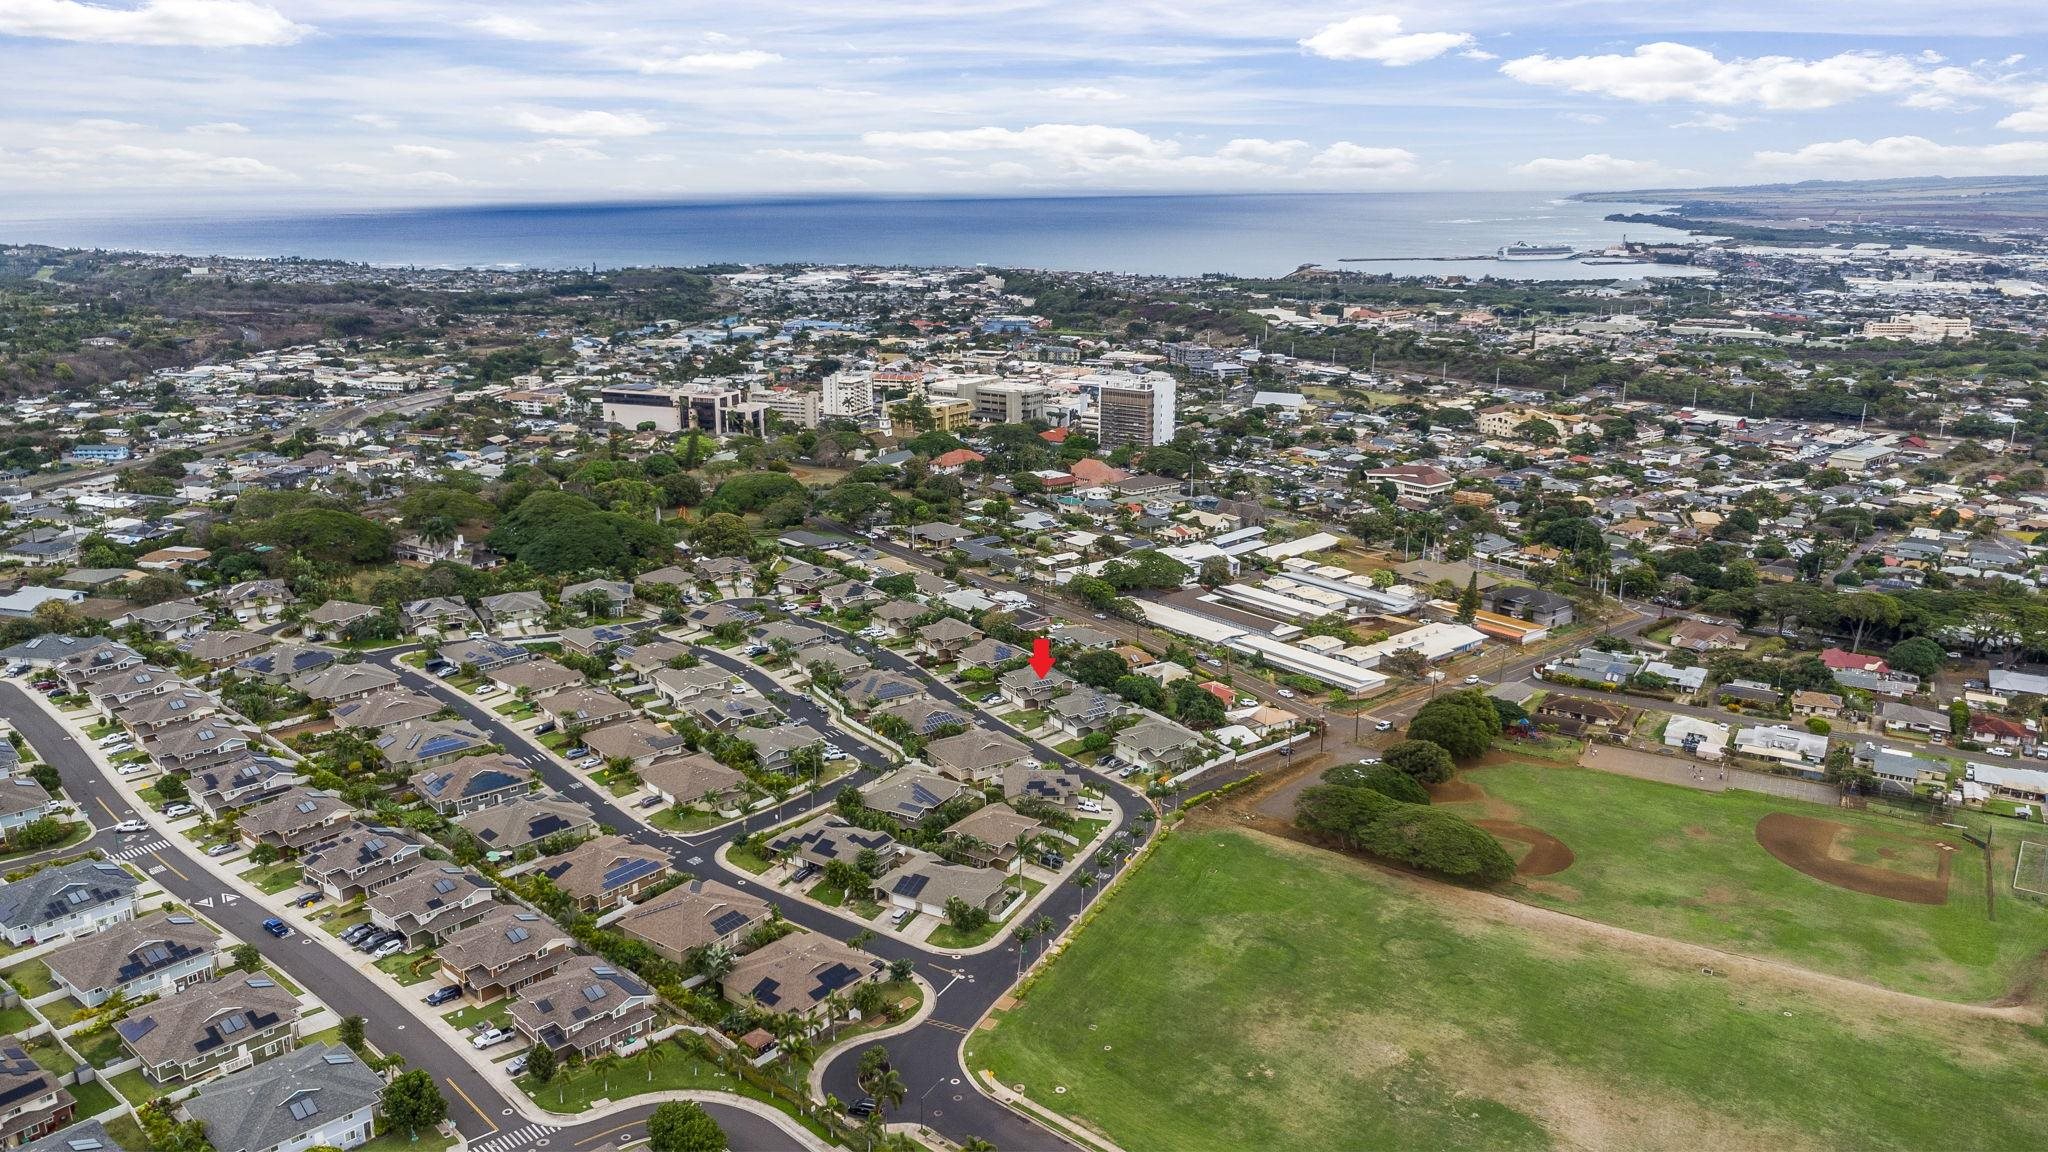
[
  {"xmin": 22, "ymin": 1036, "xmax": 75, "ymax": 1078},
  {"xmin": 5, "ymin": 959, "xmax": 55, "ymax": 999},
  {"xmin": 75, "ymin": 1030, "xmax": 126, "ymax": 1069},
  {"xmin": 0, "ymin": 1004, "xmax": 35, "ymax": 1034},
  {"xmin": 978, "ymin": 828, "xmax": 2048, "ymax": 1152},
  {"xmin": 68, "ymin": 1078, "xmax": 117, "ymax": 1121},
  {"xmin": 1448, "ymin": 761, "xmax": 2048, "ymax": 1002}
]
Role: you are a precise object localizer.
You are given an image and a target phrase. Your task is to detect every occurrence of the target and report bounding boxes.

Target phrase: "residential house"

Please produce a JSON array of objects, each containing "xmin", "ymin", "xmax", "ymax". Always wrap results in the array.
[
  {"xmin": 177, "ymin": 631, "xmax": 274, "ymax": 668},
  {"xmin": 639, "ymin": 753, "xmax": 745, "ymax": 810},
  {"xmin": 238, "ymin": 789, "xmax": 354, "ymax": 853},
  {"xmin": 401, "ymin": 597, "xmax": 476, "ymax": 634},
  {"xmin": 299, "ymin": 824, "xmax": 425, "ymax": 901},
  {"xmin": 116, "ymin": 971, "xmax": 300, "ymax": 1084},
  {"xmin": 841, "ymin": 670, "xmax": 924, "ymax": 711},
  {"xmin": 767, "ymin": 814, "xmax": 901, "ymax": 872},
  {"xmin": 117, "ymin": 600, "xmax": 211, "ymax": 641},
  {"xmin": 509, "ymin": 958, "xmax": 657, "ymax": 1060},
  {"xmin": 534, "ymin": 687, "xmax": 635, "ymax": 731},
  {"xmin": 43, "ymin": 910, "xmax": 220, "ymax": 1008},
  {"xmin": 582, "ymin": 720, "xmax": 687, "ymax": 768},
  {"xmin": 179, "ymin": 1043, "xmax": 382, "ymax": 1152},
  {"xmin": 734, "ymin": 724, "xmax": 827, "ymax": 773},
  {"xmin": 615, "ymin": 879, "xmax": 771, "ymax": 964},
  {"xmin": 1045, "ymin": 688, "xmax": 1123, "ymax": 738},
  {"xmin": 923, "ymin": 728, "xmax": 1033, "ymax": 783},
  {"xmin": 488, "ymin": 659, "xmax": 583, "ymax": 699},
  {"xmin": 454, "ymin": 796, "xmax": 596, "ymax": 855},
  {"xmin": 0, "ymin": 1047, "xmax": 72, "ymax": 1148},
  {"xmin": 1662, "ymin": 715, "xmax": 1731, "ymax": 760},
  {"xmin": 870, "ymin": 601, "xmax": 928, "ymax": 638},
  {"xmin": 998, "ymin": 666, "xmax": 1070, "ymax": 710},
  {"xmin": 875, "ymin": 850, "xmax": 1010, "ymax": 919},
  {"xmin": 371, "ymin": 719, "xmax": 493, "ymax": 769},
  {"xmin": 303, "ymin": 600, "xmax": 381, "ymax": 642},
  {"xmin": 438, "ymin": 637, "xmax": 530, "ymax": 674},
  {"xmin": 0, "ymin": 778, "xmax": 57, "ymax": 841},
  {"xmin": 1879, "ymin": 701, "xmax": 1949, "ymax": 734},
  {"xmin": 367, "ymin": 866, "xmax": 497, "ymax": 947},
  {"xmin": 1714, "ymin": 679, "xmax": 1781, "ymax": 708},
  {"xmin": 561, "ymin": 579, "xmax": 632, "ymax": 618},
  {"xmin": 237, "ymin": 643, "xmax": 335, "ymax": 685},
  {"xmin": 1668, "ymin": 620, "xmax": 1747, "ymax": 653},
  {"xmin": 1113, "ymin": 717, "xmax": 1207, "ymax": 773},
  {"xmin": 1819, "ymin": 648, "xmax": 1889, "ymax": 675},
  {"xmin": 0, "ymin": 859, "xmax": 139, "ymax": 946},
  {"xmin": 19, "ymin": 1117, "xmax": 120, "ymax": 1152},
  {"xmin": 874, "ymin": 697, "xmax": 972, "ymax": 737},
  {"xmin": 916, "ymin": 618, "xmax": 983, "ymax": 663},
  {"xmin": 290, "ymin": 662, "xmax": 400, "ymax": 704},
  {"xmin": 720, "ymin": 934, "xmax": 879, "ymax": 1024},
  {"xmin": 687, "ymin": 693, "xmax": 781, "ymax": 731},
  {"xmin": 188, "ymin": 756, "xmax": 301, "ymax": 819},
  {"xmin": 435, "ymin": 908, "xmax": 575, "ymax": 1003},
  {"xmin": 686, "ymin": 602, "xmax": 761, "ymax": 632},
  {"xmin": 1003, "ymin": 764, "xmax": 1081, "ymax": 809},
  {"xmin": 217, "ymin": 580, "xmax": 295, "ymax": 625},
  {"xmin": 412, "ymin": 754, "xmax": 532, "ymax": 815},
  {"xmin": 1971, "ymin": 714, "xmax": 2032, "ymax": 748},
  {"xmin": 539, "ymin": 835, "xmax": 671, "ymax": 913},
  {"xmin": 478, "ymin": 591, "xmax": 548, "ymax": 635},
  {"xmin": 863, "ymin": 772, "xmax": 966, "ymax": 827},
  {"xmin": 329, "ymin": 687, "xmax": 442, "ymax": 731},
  {"xmin": 650, "ymin": 665, "xmax": 733, "ymax": 708},
  {"xmin": 945, "ymin": 802, "xmax": 1040, "ymax": 867},
  {"xmin": 1791, "ymin": 691, "xmax": 1845, "ymax": 718},
  {"xmin": 613, "ymin": 639, "xmax": 691, "ymax": 682},
  {"xmin": 1488, "ymin": 586, "xmax": 1576, "ymax": 627}
]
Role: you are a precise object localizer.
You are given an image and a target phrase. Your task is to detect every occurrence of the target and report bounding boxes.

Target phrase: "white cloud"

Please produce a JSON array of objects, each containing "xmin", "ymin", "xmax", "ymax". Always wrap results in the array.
[
  {"xmin": 2000, "ymin": 105, "xmax": 2048, "ymax": 132},
  {"xmin": 1672, "ymin": 112, "xmax": 1748, "ymax": 131},
  {"xmin": 1300, "ymin": 14, "xmax": 1474, "ymax": 67},
  {"xmin": 10, "ymin": 139, "xmax": 293, "ymax": 185},
  {"xmin": 1512, "ymin": 153, "xmax": 1673, "ymax": 183},
  {"xmin": 632, "ymin": 49, "xmax": 782, "ymax": 75},
  {"xmin": 1561, "ymin": 112, "xmax": 1608, "ymax": 125},
  {"xmin": 187, "ymin": 121, "xmax": 248, "ymax": 135},
  {"xmin": 1309, "ymin": 142, "xmax": 1420, "ymax": 175},
  {"xmin": 393, "ymin": 143, "xmax": 456, "ymax": 161},
  {"xmin": 1501, "ymin": 43, "xmax": 2017, "ymax": 111},
  {"xmin": 755, "ymin": 149, "xmax": 892, "ymax": 171},
  {"xmin": 1753, "ymin": 135, "xmax": 2048, "ymax": 177},
  {"xmin": 350, "ymin": 113, "xmax": 398, "ymax": 130},
  {"xmin": 1215, "ymin": 137, "xmax": 1309, "ymax": 163},
  {"xmin": 509, "ymin": 108, "xmax": 663, "ymax": 137},
  {"xmin": 468, "ymin": 14, "xmax": 551, "ymax": 41},
  {"xmin": 0, "ymin": 0, "xmax": 306, "ymax": 46}
]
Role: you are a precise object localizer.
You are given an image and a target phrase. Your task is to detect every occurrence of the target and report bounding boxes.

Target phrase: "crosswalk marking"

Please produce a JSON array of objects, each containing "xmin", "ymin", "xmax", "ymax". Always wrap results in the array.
[
  {"xmin": 109, "ymin": 839, "xmax": 168, "ymax": 861},
  {"xmin": 468, "ymin": 1122, "xmax": 555, "ymax": 1152}
]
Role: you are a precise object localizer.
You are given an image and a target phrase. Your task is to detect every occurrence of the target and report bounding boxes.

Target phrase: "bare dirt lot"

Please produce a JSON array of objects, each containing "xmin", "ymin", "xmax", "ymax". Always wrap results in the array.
[{"xmin": 1755, "ymin": 812, "xmax": 1954, "ymax": 905}]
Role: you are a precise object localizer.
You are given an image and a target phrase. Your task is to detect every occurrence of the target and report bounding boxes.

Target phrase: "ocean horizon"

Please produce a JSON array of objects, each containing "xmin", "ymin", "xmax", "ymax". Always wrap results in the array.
[{"xmin": 0, "ymin": 191, "xmax": 1711, "ymax": 280}]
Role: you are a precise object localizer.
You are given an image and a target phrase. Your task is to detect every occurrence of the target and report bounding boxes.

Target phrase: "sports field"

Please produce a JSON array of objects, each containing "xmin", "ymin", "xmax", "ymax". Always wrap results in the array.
[
  {"xmin": 1448, "ymin": 762, "xmax": 2048, "ymax": 1002},
  {"xmin": 977, "ymin": 829, "xmax": 2048, "ymax": 1152}
]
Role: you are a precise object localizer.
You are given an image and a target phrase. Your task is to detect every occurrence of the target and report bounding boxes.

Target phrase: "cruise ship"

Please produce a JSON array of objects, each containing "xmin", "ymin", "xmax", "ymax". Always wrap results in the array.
[{"xmin": 1497, "ymin": 242, "xmax": 1576, "ymax": 261}]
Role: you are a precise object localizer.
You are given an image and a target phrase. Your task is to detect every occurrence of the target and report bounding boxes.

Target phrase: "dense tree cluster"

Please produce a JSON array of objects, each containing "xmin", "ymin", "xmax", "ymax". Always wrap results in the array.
[{"xmin": 1295, "ymin": 783, "xmax": 1515, "ymax": 885}]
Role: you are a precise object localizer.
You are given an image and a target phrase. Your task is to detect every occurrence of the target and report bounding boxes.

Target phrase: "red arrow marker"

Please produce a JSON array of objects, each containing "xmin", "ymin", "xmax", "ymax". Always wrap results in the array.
[{"xmin": 1029, "ymin": 637, "xmax": 1055, "ymax": 679}]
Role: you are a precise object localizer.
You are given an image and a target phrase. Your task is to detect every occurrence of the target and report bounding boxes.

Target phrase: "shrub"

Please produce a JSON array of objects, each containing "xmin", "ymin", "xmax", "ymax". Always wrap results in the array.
[
  {"xmin": 1382, "ymin": 739, "xmax": 1456, "ymax": 784},
  {"xmin": 1294, "ymin": 783, "xmax": 1515, "ymax": 885}
]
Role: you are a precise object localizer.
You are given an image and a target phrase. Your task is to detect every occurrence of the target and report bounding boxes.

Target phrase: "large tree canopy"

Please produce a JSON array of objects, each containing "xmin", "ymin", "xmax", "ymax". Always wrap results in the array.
[
  {"xmin": 1405, "ymin": 690, "xmax": 1502, "ymax": 760},
  {"xmin": 251, "ymin": 508, "xmax": 393, "ymax": 566},
  {"xmin": 488, "ymin": 490, "xmax": 672, "ymax": 573}
]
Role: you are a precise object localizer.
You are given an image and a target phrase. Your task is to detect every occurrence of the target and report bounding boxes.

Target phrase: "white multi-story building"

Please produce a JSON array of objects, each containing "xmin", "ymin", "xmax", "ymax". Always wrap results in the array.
[
  {"xmin": 1862, "ymin": 313, "xmax": 1973, "ymax": 343},
  {"xmin": 822, "ymin": 370, "xmax": 879, "ymax": 420},
  {"xmin": 1089, "ymin": 370, "xmax": 1175, "ymax": 449}
]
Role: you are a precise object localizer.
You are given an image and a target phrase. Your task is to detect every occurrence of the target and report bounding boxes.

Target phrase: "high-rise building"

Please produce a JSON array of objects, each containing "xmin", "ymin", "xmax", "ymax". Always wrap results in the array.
[
  {"xmin": 821, "ymin": 370, "xmax": 879, "ymax": 420},
  {"xmin": 961, "ymin": 379, "xmax": 1048, "ymax": 425},
  {"xmin": 1093, "ymin": 372, "xmax": 1175, "ymax": 449}
]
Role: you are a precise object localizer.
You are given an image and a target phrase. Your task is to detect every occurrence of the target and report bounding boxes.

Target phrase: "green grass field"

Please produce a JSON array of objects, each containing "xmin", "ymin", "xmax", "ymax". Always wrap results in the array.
[
  {"xmin": 977, "ymin": 828, "xmax": 2048, "ymax": 1152},
  {"xmin": 1448, "ymin": 762, "xmax": 2048, "ymax": 1002}
]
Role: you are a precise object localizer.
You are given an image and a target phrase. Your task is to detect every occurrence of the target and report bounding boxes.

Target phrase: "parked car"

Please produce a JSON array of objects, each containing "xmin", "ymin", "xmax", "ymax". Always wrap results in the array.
[
  {"xmin": 471, "ymin": 1028, "xmax": 512, "ymax": 1050},
  {"xmin": 636, "ymin": 794, "xmax": 663, "ymax": 808},
  {"xmin": 101, "ymin": 742, "xmax": 132, "ymax": 754},
  {"xmin": 823, "ymin": 749, "xmax": 847, "ymax": 762},
  {"xmin": 4, "ymin": 664, "xmax": 26, "ymax": 677},
  {"xmin": 262, "ymin": 917, "xmax": 291, "ymax": 938},
  {"xmin": 1076, "ymin": 799, "xmax": 1104, "ymax": 814},
  {"xmin": 342, "ymin": 924, "xmax": 376, "ymax": 945},
  {"xmin": 505, "ymin": 1054, "xmax": 529, "ymax": 1077},
  {"xmin": 1277, "ymin": 689, "xmax": 1295, "ymax": 699},
  {"xmin": 293, "ymin": 891, "xmax": 325, "ymax": 908},
  {"xmin": 1463, "ymin": 674, "xmax": 1481, "ymax": 685},
  {"xmin": 112, "ymin": 818, "xmax": 146, "ymax": 834},
  {"xmin": 1374, "ymin": 720, "xmax": 1395, "ymax": 732},
  {"xmin": 846, "ymin": 1098, "xmax": 877, "ymax": 1118},
  {"xmin": 1038, "ymin": 850, "xmax": 1065, "ymax": 869},
  {"xmin": 370, "ymin": 938, "xmax": 406, "ymax": 959},
  {"xmin": 30, "ymin": 680, "xmax": 58, "ymax": 691},
  {"xmin": 888, "ymin": 908, "xmax": 908, "ymax": 926},
  {"xmin": 564, "ymin": 746, "xmax": 590, "ymax": 759},
  {"xmin": 1360, "ymin": 757, "xmax": 1382, "ymax": 766},
  {"xmin": 533, "ymin": 721, "xmax": 556, "ymax": 735},
  {"xmin": 96, "ymin": 733, "xmax": 130, "ymax": 747},
  {"xmin": 116, "ymin": 763, "xmax": 147, "ymax": 776},
  {"xmin": 424, "ymin": 984, "xmax": 462, "ymax": 1006},
  {"xmin": 573, "ymin": 756, "xmax": 602, "ymax": 770},
  {"xmin": 162, "ymin": 802, "xmax": 196, "ymax": 819},
  {"xmin": 205, "ymin": 842, "xmax": 237, "ymax": 858}
]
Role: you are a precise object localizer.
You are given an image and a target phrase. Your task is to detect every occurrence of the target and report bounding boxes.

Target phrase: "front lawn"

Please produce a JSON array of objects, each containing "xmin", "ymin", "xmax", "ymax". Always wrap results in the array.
[
  {"xmin": 239, "ymin": 863, "xmax": 303, "ymax": 894},
  {"xmin": 375, "ymin": 950, "xmax": 439, "ymax": 986},
  {"xmin": 978, "ymin": 828, "xmax": 2048, "ymax": 1152},
  {"xmin": 998, "ymin": 709, "xmax": 1046, "ymax": 730},
  {"xmin": 726, "ymin": 842, "xmax": 775, "ymax": 875},
  {"xmin": 492, "ymin": 700, "xmax": 538, "ymax": 719},
  {"xmin": 354, "ymin": 1126, "xmax": 457, "ymax": 1152},
  {"xmin": 520, "ymin": 1037, "xmax": 738, "ymax": 1114},
  {"xmin": 649, "ymin": 806, "xmax": 723, "ymax": 833},
  {"xmin": 807, "ymin": 877, "xmax": 884, "ymax": 919},
  {"xmin": 1448, "ymin": 761, "xmax": 2048, "ymax": 1002},
  {"xmin": 440, "ymin": 1001, "xmax": 512, "ymax": 1034}
]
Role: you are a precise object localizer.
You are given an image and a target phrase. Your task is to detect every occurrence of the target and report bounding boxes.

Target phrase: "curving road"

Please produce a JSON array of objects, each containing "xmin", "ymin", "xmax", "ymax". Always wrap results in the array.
[{"xmin": 363, "ymin": 604, "xmax": 1159, "ymax": 1150}]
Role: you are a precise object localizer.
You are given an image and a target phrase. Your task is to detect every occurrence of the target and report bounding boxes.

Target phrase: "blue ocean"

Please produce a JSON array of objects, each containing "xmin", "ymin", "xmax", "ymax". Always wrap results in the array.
[{"xmin": 0, "ymin": 192, "xmax": 1707, "ymax": 280}]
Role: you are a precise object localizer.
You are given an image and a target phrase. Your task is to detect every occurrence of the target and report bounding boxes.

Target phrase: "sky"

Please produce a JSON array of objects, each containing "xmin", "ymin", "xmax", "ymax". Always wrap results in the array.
[{"xmin": 1, "ymin": 0, "xmax": 2046, "ymax": 213}]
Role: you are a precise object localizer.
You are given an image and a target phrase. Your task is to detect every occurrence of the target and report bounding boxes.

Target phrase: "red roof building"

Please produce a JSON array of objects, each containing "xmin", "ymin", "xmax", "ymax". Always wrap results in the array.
[{"xmin": 1819, "ymin": 648, "xmax": 1888, "ymax": 674}]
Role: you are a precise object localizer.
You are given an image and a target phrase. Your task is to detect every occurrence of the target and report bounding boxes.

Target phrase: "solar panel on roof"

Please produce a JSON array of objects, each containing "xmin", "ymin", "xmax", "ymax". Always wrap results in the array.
[
  {"xmin": 288, "ymin": 1096, "xmax": 319, "ymax": 1121},
  {"xmin": 66, "ymin": 1138, "xmax": 104, "ymax": 1150},
  {"xmin": 295, "ymin": 799, "xmax": 318, "ymax": 813},
  {"xmin": 248, "ymin": 977, "xmax": 275, "ymax": 988},
  {"xmin": 505, "ymin": 926, "xmax": 530, "ymax": 943},
  {"xmin": 582, "ymin": 983, "xmax": 605, "ymax": 1002},
  {"xmin": 219, "ymin": 1014, "xmax": 246, "ymax": 1035},
  {"xmin": 323, "ymin": 1050, "xmax": 355, "ymax": 1065},
  {"xmin": 601, "ymin": 857, "xmax": 662, "ymax": 890},
  {"xmin": 892, "ymin": 874, "xmax": 929, "ymax": 898},
  {"xmin": 708, "ymin": 909, "xmax": 750, "ymax": 936},
  {"xmin": 433, "ymin": 877, "xmax": 457, "ymax": 894}
]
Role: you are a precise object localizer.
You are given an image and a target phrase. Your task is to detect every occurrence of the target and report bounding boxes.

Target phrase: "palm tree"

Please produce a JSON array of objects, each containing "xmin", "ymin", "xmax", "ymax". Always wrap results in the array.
[
  {"xmin": 870, "ymin": 1066, "xmax": 908, "ymax": 1114},
  {"xmin": 822, "ymin": 992, "xmax": 850, "ymax": 1041},
  {"xmin": 1013, "ymin": 922, "xmax": 1037, "ymax": 977},
  {"xmin": 696, "ymin": 943, "xmax": 736, "ymax": 982},
  {"xmin": 779, "ymin": 1028, "xmax": 815, "ymax": 1093},
  {"xmin": 593, "ymin": 1052, "xmax": 618, "ymax": 1095},
  {"xmin": 1032, "ymin": 915, "xmax": 1055, "ymax": 962},
  {"xmin": 638, "ymin": 1038, "xmax": 667, "ymax": 1082}
]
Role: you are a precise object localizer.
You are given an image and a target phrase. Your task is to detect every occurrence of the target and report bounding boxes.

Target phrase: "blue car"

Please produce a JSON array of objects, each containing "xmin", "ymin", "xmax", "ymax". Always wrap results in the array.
[
  {"xmin": 262, "ymin": 917, "xmax": 291, "ymax": 938},
  {"xmin": 424, "ymin": 985, "xmax": 462, "ymax": 1007}
]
